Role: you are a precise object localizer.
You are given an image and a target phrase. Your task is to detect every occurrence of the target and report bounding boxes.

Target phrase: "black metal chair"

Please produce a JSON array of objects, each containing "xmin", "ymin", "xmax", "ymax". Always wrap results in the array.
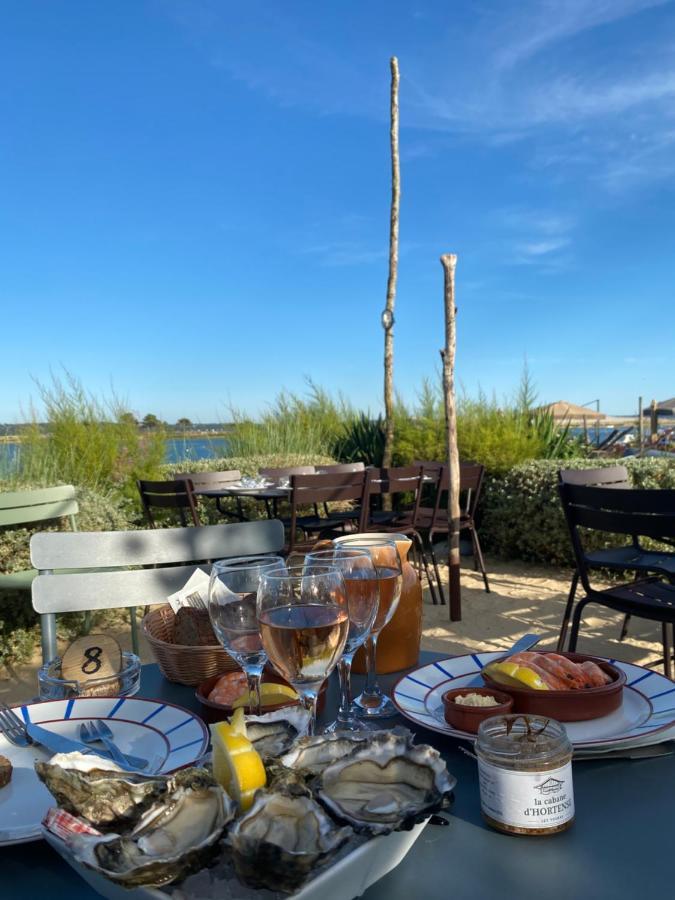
[
  {"xmin": 137, "ymin": 479, "xmax": 201, "ymax": 528},
  {"xmin": 557, "ymin": 467, "xmax": 675, "ymax": 651},
  {"xmin": 559, "ymin": 482, "xmax": 675, "ymax": 676},
  {"xmin": 285, "ymin": 470, "xmax": 370, "ymax": 554},
  {"xmin": 414, "ymin": 463, "xmax": 490, "ymax": 602},
  {"xmin": 174, "ymin": 469, "xmax": 245, "ymax": 521}
]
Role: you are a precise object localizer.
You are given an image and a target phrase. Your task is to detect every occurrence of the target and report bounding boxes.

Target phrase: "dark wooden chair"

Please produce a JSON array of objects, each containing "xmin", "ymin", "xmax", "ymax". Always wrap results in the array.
[
  {"xmin": 361, "ymin": 465, "xmax": 439, "ymax": 603},
  {"xmin": 137, "ymin": 479, "xmax": 201, "ymax": 528},
  {"xmin": 557, "ymin": 466, "xmax": 675, "ymax": 651},
  {"xmin": 258, "ymin": 466, "xmax": 317, "ymax": 519},
  {"xmin": 174, "ymin": 469, "xmax": 244, "ymax": 521},
  {"xmin": 286, "ymin": 470, "xmax": 369, "ymax": 554},
  {"xmin": 559, "ymin": 482, "xmax": 675, "ymax": 677},
  {"xmin": 414, "ymin": 463, "xmax": 490, "ymax": 602},
  {"xmin": 315, "ymin": 462, "xmax": 366, "ymax": 523}
]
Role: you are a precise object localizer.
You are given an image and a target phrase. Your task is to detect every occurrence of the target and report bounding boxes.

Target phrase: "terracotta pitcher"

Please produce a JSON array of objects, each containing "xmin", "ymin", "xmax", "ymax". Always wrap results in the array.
[{"xmin": 332, "ymin": 532, "xmax": 423, "ymax": 674}]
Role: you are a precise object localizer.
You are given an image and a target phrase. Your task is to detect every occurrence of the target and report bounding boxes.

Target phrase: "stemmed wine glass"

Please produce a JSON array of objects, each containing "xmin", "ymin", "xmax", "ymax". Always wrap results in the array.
[
  {"xmin": 335, "ymin": 536, "xmax": 402, "ymax": 718},
  {"xmin": 302, "ymin": 548, "xmax": 379, "ymax": 731},
  {"xmin": 257, "ymin": 565, "xmax": 349, "ymax": 735},
  {"xmin": 207, "ymin": 555, "xmax": 285, "ymax": 715}
]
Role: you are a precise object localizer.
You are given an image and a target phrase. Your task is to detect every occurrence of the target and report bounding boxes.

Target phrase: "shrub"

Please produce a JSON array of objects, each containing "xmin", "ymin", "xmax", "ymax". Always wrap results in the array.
[
  {"xmin": 480, "ymin": 458, "xmax": 675, "ymax": 566},
  {"xmin": 13, "ymin": 372, "xmax": 166, "ymax": 503},
  {"xmin": 0, "ymin": 483, "xmax": 135, "ymax": 667}
]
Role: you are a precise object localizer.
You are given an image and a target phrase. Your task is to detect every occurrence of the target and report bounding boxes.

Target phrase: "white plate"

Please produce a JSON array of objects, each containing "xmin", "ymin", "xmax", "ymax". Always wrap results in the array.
[
  {"xmin": 393, "ymin": 652, "xmax": 675, "ymax": 749},
  {"xmin": 0, "ymin": 696, "xmax": 208, "ymax": 846},
  {"xmin": 44, "ymin": 819, "xmax": 429, "ymax": 900}
]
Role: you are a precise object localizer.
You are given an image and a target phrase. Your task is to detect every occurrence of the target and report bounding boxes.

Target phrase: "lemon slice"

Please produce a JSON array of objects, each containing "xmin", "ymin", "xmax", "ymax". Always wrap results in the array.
[
  {"xmin": 210, "ymin": 721, "xmax": 266, "ymax": 811},
  {"xmin": 231, "ymin": 683, "xmax": 299, "ymax": 710},
  {"xmin": 486, "ymin": 661, "xmax": 549, "ymax": 691}
]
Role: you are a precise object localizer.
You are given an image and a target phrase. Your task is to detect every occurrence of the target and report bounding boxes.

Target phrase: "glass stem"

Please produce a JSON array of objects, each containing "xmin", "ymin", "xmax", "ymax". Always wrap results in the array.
[
  {"xmin": 337, "ymin": 652, "xmax": 355, "ymax": 721},
  {"xmin": 245, "ymin": 667, "xmax": 263, "ymax": 716},
  {"xmin": 364, "ymin": 633, "xmax": 380, "ymax": 698},
  {"xmin": 299, "ymin": 690, "xmax": 319, "ymax": 736}
]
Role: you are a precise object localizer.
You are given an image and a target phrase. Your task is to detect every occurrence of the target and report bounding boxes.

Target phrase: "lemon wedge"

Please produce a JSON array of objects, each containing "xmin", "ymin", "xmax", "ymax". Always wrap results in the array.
[
  {"xmin": 210, "ymin": 720, "xmax": 266, "ymax": 811},
  {"xmin": 231, "ymin": 683, "xmax": 299, "ymax": 710},
  {"xmin": 486, "ymin": 661, "xmax": 549, "ymax": 691}
]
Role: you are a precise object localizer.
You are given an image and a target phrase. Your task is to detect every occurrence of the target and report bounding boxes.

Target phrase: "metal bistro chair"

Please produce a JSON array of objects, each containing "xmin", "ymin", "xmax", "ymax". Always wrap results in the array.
[
  {"xmin": 315, "ymin": 462, "xmax": 366, "ymax": 525},
  {"xmin": 416, "ymin": 463, "xmax": 490, "ymax": 603},
  {"xmin": 258, "ymin": 466, "xmax": 317, "ymax": 520},
  {"xmin": 137, "ymin": 479, "xmax": 201, "ymax": 528},
  {"xmin": 31, "ymin": 519, "xmax": 285, "ymax": 664},
  {"xmin": 286, "ymin": 470, "xmax": 369, "ymax": 554},
  {"xmin": 174, "ymin": 470, "xmax": 245, "ymax": 522},
  {"xmin": 362, "ymin": 465, "xmax": 439, "ymax": 603},
  {"xmin": 559, "ymin": 482, "xmax": 675, "ymax": 677},
  {"xmin": 557, "ymin": 466, "xmax": 675, "ymax": 651}
]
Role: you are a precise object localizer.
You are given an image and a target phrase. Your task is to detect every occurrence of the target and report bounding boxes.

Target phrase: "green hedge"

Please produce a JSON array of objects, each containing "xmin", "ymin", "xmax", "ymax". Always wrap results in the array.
[
  {"xmin": 480, "ymin": 458, "xmax": 675, "ymax": 566},
  {"xmin": 0, "ymin": 484, "xmax": 135, "ymax": 667}
]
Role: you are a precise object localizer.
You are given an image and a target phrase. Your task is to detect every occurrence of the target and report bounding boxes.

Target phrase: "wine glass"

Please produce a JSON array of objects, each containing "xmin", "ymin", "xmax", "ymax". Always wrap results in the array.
[
  {"xmin": 208, "ymin": 555, "xmax": 285, "ymax": 715},
  {"xmin": 303, "ymin": 548, "xmax": 378, "ymax": 731},
  {"xmin": 257, "ymin": 565, "xmax": 349, "ymax": 735},
  {"xmin": 335, "ymin": 536, "xmax": 402, "ymax": 718}
]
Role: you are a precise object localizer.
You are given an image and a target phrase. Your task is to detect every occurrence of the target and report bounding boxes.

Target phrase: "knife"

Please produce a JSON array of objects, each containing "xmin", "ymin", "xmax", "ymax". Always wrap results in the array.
[{"xmin": 26, "ymin": 722, "xmax": 144, "ymax": 770}]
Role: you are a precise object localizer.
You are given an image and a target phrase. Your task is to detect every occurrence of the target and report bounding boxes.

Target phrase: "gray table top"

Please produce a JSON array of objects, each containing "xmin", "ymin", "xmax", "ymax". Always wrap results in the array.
[
  {"xmin": 195, "ymin": 485, "xmax": 290, "ymax": 499},
  {"xmin": 1, "ymin": 653, "xmax": 670, "ymax": 900}
]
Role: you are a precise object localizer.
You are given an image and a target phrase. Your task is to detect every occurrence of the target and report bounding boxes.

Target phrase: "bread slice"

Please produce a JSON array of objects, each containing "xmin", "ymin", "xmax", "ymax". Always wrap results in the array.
[{"xmin": 0, "ymin": 753, "xmax": 12, "ymax": 789}]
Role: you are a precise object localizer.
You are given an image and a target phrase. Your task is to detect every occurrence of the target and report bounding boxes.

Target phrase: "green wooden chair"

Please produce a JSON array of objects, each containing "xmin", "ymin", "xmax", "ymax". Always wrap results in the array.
[{"xmin": 0, "ymin": 486, "xmax": 140, "ymax": 656}]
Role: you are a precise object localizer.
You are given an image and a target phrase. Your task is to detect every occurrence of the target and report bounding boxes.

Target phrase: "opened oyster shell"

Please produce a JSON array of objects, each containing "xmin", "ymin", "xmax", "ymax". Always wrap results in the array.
[
  {"xmin": 228, "ymin": 790, "xmax": 351, "ymax": 893},
  {"xmin": 35, "ymin": 751, "xmax": 168, "ymax": 829},
  {"xmin": 244, "ymin": 706, "xmax": 311, "ymax": 759},
  {"xmin": 68, "ymin": 768, "xmax": 234, "ymax": 887},
  {"xmin": 316, "ymin": 731, "xmax": 455, "ymax": 835},
  {"xmin": 279, "ymin": 730, "xmax": 372, "ymax": 776}
]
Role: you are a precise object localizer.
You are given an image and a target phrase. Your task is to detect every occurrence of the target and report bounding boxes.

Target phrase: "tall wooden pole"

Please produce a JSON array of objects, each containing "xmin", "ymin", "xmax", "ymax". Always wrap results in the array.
[
  {"xmin": 638, "ymin": 396, "xmax": 643, "ymax": 453},
  {"xmin": 440, "ymin": 253, "xmax": 462, "ymax": 621},
  {"xmin": 382, "ymin": 56, "xmax": 400, "ymax": 471}
]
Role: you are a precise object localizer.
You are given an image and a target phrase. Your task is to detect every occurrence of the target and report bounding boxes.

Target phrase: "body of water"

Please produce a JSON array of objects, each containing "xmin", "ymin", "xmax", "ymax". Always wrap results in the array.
[{"xmin": 0, "ymin": 437, "xmax": 231, "ymax": 475}]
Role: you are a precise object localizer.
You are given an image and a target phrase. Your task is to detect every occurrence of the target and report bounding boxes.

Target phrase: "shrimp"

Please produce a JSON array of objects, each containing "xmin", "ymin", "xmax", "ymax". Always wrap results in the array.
[
  {"xmin": 539, "ymin": 653, "xmax": 590, "ymax": 690},
  {"xmin": 507, "ymin": 653, "xmax": 568, "ymax": 690},
  {"xmin": 579, "ymin": 660, "xmax": 612, "ymax": 687},
  {"xmin": 208, "ymin": 671, "xmax": 248, "ymax": 705}
]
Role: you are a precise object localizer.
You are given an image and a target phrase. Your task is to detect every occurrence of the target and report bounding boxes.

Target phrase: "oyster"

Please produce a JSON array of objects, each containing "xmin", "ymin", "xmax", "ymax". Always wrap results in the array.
[
  {"xmin": 228, "ymin": 790, "xmax": 351, "ymax": 893},
  {"xmin": 35, "ymin": 751, "xmax": 168, "ymax": 829},
  {"xmin": 68, "ymin": 768, "xmax": 234, "ymax": 887},
  {"xmin": 316, "ymin": 731, "xmax": 456, "ymax": 835},
  {"xmin": 280, "ymin": 729, "xmax": 393, "ymax": 776},
  {"xmin": 244, "ymin": 707, "xmax": 311, "ymax": 759}
]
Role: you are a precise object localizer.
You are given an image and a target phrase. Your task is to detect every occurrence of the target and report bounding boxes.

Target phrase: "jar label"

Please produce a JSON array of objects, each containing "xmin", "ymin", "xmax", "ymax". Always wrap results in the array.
[{"xmin": 477, "ymin": 758, "xmax": 574, "ymax": 830}]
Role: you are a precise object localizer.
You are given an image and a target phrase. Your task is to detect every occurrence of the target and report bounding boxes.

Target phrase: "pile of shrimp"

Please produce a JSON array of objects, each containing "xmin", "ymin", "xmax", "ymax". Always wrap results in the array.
[{"xmin": 508, "ymin": 652, "xmax": 613, "ymax": 690}]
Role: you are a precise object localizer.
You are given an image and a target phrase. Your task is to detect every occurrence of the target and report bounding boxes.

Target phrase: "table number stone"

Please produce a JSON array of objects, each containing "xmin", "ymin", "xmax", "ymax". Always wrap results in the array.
[{"xmin": 60, "ymin": 634, "xmax": 122, "ymax": 683}]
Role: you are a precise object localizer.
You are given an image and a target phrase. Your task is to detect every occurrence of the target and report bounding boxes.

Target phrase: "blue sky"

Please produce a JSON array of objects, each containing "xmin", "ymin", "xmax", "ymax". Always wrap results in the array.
[{"xmin": 1, "ymin": 0, "xmax": 674, "ymax": 422}]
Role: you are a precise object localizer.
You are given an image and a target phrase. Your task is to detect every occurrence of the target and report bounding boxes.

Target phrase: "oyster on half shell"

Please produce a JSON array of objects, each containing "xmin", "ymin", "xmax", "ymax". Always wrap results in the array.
[
  {"xmin": 68, "ymin": 768, "xmax": 234, "ymax": 887},
  {"xmin": 316, "ymin": 731, "xmax": 456, "ymax": 835},
  {"xmin": 278, "ymin": 729, "xmax": 372, "ymax": 776},
  {"xmin": 35, "ymin": 751, "xmax": 168, "ymax": 830},
  {"xmin": 244, "ymin": 706, "xmax": 311, "ymax": 759},
  {"xmin": 228, "ymin": 790, "xmax": 351, "ymax": 893}
]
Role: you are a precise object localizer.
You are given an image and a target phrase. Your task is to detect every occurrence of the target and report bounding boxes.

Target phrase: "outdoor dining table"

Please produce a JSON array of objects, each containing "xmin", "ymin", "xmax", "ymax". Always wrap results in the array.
[
  {"xmin": 194, "ymin": 484, "xmax": 290, "ymax": 521},
  {"xmin": 2, "ymin": 649, "xmax": 671, "ymax": 900}
]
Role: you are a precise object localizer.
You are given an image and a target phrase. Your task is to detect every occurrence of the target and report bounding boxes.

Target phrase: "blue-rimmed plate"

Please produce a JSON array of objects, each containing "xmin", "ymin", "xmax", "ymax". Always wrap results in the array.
[
  {"xmin": 0, "ymin": 696, "xmax": 208, "ymax": 846},
  {"xmin": 393, "ymin": 652, "xmax": 675, "ymax": 750}
]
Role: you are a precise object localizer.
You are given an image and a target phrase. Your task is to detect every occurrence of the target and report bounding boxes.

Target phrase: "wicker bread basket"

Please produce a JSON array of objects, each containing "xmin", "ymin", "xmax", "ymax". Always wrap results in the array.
[{"xmin": 142, "ymin": 605, "xmax": 238, "ymax": 686}]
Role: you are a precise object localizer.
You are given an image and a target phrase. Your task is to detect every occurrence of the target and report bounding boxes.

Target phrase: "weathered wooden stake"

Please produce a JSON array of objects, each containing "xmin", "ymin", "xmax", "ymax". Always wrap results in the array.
[
  {"xmin": 440, "ymin": 253, "xmax": 462, "ymax": 621},
  {"xmin": 638, "ymin": 396, "xmax": 643, "ymax": 452},
  {"xmin": 382, "ymin": 56, "xmax": 400, "ymax": 472}
]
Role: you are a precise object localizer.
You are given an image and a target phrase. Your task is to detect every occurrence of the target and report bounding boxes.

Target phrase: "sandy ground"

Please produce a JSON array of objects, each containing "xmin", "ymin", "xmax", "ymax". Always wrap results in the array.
[{"xmin": 0, "ymin": 556, "xmax": 668, "ymax": 705}]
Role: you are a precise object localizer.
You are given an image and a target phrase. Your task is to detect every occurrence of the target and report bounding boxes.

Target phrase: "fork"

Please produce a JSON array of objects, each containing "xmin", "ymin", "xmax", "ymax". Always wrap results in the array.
[
  {"xmin": 80, "ymin": 720, "xmax": 148, "ymax": 770},
  {"xmin": 0, "ymin": 703, "xmax": 30, "ymax": 747}
]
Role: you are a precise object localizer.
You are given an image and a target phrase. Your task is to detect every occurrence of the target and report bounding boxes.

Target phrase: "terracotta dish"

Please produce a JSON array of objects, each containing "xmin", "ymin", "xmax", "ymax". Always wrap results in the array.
[
  {"xmin": 481, "ymin": 652, "xmax": 626, "ymax": 722},
  {"xmin": 442, "ymin": 687, "xmax": 513, "ymax": 734},
  {"xmin": 196, "ymin": 668, "xmax": 329, "ymax": 723}
]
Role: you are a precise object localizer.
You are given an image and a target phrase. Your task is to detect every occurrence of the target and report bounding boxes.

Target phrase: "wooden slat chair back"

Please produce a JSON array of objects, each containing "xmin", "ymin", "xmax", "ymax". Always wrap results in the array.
[
  {"xmin": 259, "ymin": 465, "xmax": 316, "ymax": 484},
  {"xmin": 31, "ymin": 519, "xmax": 285, "ymax": 663},
  {"xmin": 137, "ymin": 479, "xmax": 200, "ymax": 528},
  {"xmin": 0, "ymin": 485, "xmax": 79, "ymax": 598},
  {"xmin": 174, "ymin": 470, "xmax": 241, "ymax": 490},
  {"xmin": 174, "ymin": 470, "xmax": 243, "ymax": 522},
  {"xmin": 558, "ymin": 483, "xmax": 675, "ymax": 676},
  {"xmin": 314, "ymin": 462, "xmax": 366, "ymax": 520},
  {"xmin": 418, "ymin": 463, "xmax": 490, "ymax": 601},
  {"xmin": 287, "ymin": 470, "xmax": 369, "ymax": 553}
]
